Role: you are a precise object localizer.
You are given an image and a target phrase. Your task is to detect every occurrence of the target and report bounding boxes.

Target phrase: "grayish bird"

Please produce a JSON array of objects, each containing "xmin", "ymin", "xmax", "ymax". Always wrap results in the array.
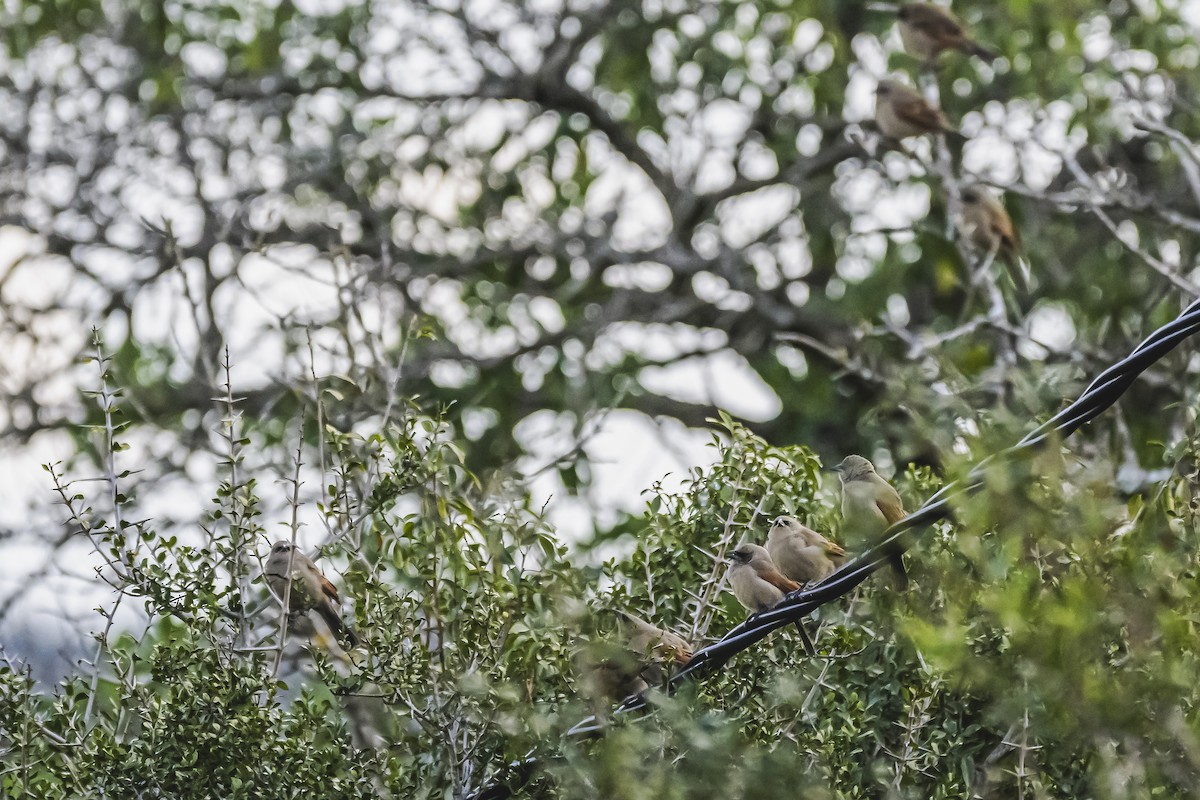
[
  {"xmin": 874, "ymin": 79, "xmax": 960, "ymax": 141},
  {"xmin": 728, "ymin": 543, "xmax": 818, "ymax": 655},
  {"xmin": 896, "ymin": 3, "xmax": 998, "ymax": 64},
  {"xmin": 264, "ymin": 540, "xmax": 361, "ymax": 648},
  {"xmin": 958, "ymin": 184, "xmax": 1029, "ymax": 293},
  {"xmin": 620, "ymin": 611, "xmax": 693, "ymax": 684},
  {"xmin": 834, "ymin": 455, "xmax": 910, "ymax": 588},
  {"xmin": 579, "ymin": 611, "xmax": 692, "ymax": 716},
  {"xmin": 766, "ymin": 515, "xmax": 847, "ymax": 585}
]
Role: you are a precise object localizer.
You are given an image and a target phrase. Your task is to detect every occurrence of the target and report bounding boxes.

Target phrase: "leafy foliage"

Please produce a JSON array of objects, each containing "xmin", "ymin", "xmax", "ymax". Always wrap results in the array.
[
  {"xmin": 3, "ymin": 0, "xmax": 1200, "ymax": 797},
  {"xmin": 4, "ymin": 351, "xmax": 1200, "ymax": 796}
]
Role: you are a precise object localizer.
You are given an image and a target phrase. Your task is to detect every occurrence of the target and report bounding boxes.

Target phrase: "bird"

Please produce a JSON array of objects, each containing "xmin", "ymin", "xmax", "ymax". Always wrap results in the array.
[
  {"xmin": 581, "ymin": 656, "xmax": 649, "ymax": 716},
  {"xmin": 263, "ymin": 540, "xmax": 361, "ymax": 648},
  {"xmin": 619, "ymin": 611, "xmax": 693, "ymax": 685},
  {"xmin": 727, "ymin": 543, "xmax": 818, "ymax": 655},
  {"xmin": 874, "ymin": 79, "xmax": 961, "ymax": 142},
  {"xmin": 833, "ymin": 455, "xmax": 910, "ymax": 588},
  {"xmin": 579, "ymin": 612, "xmax": 692, "ymax": 716},
  {"xmin": 958, "ymin": 184, "xmax": 1029, "ymax": 292},
  {"xmin": 896, "ymin": 3, "xmax": 998, "ymax": 64},
  {"xmin": 766, "ymin": 515, "xmax": 847, "ymax": 585}
]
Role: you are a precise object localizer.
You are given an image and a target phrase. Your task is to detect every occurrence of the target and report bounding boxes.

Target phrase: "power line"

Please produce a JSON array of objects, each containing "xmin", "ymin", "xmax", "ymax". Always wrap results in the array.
[{"xmin": 474, "ymin": 295, "xmax": 1200, "ymax": 796}]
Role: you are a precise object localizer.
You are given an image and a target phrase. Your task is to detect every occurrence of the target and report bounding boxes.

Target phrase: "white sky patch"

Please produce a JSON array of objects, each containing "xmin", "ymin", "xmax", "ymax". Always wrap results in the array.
[
  {"xmin": 0, "ymin": 230, "xmax": 75, "ymax": 306},
  {"xmin": 849, "ymin": 30, "xmax": 889, "ymax": 89},
  {"xmin": 490, "ymin": 109, "xmax": 556, "ymax": 172},
  {"xmin": 952, "ymin": 416, "xmax": 980, "ymax": 456},
  {"xmin": 0, "ymin": 532, "xmax": 130, "ymax": 679},
  {"xmin": 209, "ymin": 251, "xmax": 348, "ymax": 387},
  {"xmin": 639, "ymin": 349, "xmax": 782, "ymax": 422},
  {"xmin": 719, "ymin": 185, "xmax": 799, "ymax": 249},
  {"xmin": 584, "ymin": 147, "xmax": 673, "ymax": 250},
  {"xmin": 737, "ymin": 140, "xmax": 780, "ymax": 182},
  {"xmin": 518, "ymin": 409, "xmax": 716, "ymax": 542},
  {"xmin": 587, "ymin": 321, "xmax": 728, "ymax": 369},
  {"xmin": 886, "ymin": 294, "xmax": 911, "ymax": 327},
  {"xmin": 1021, "ymin": 303, "xmax": 1078, "ymax": 360},
  {"xmin": 181, "ymin": 42, "xmax": 229, "ymax": 79},
  {"xmin": 399, "ymin": 163, "xmax": 484, "ymax": 224},
  {"xmin": 0, "ymin": 430, "xmax": 77, "ymax": 533},
  {"xmin": 602, "ymin": 261, "xmax": 674, "ymax": 292},
  {"xmin": 701, "ymin": 98, "xmax": 751, "ymax": 146},
  {"xmin": 691, "ymin": 272, "xmax": 753, "ymax": 311},
  {"xmin": 131, "ymin": 271, "xmax": 201, "ymax": 364}
]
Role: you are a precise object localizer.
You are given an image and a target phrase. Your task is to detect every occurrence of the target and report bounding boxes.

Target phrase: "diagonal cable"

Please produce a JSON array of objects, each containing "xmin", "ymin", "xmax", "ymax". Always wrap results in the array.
[{"xmin": 478, "ymin": 296, "xmax": 1200, "ymax": 791}]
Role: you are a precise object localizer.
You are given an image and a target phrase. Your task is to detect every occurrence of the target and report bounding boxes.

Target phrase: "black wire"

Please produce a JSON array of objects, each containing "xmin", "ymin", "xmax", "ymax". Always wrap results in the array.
[{"xmin": 472, "ymin": 297, "xmax": 1200, "ymax": 797}]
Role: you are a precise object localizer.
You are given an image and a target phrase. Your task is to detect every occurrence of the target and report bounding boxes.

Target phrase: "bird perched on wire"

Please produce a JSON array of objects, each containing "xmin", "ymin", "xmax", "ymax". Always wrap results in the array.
[
  {"xmin": 833, "ymin": 455, "xmax": 910, "ymax": 588},
  {"xmin": 766, "ymin": 515, "xmax": 847, "ymax": 586},
  {"xmin": 874, "ymin": 79, "xmax": 962, "ymax": 142},
  {"xmin": 727, "ymin": 543, "xmax": 818, "ymax": 655},
  {"xmin": 580, "ymin": 653, "xmax": 649, "ymax": 717},
  {"xmin": 896, "ymin": 3, "xmax": 998, "ymax": 65},
  {"xmin": 264, "ymin": 540, "xmax": 361, "ymax": 648},
  {"xmin": 958, "ymin": 184, "xmax": 1029, "ymax": 293},
  {"xmin": 580, "ymin": 611, "xmax": 692, "ymax": 716},
  {"xmin": 619, "ymin": 611, "xmax": 692, "ymax": 684}
]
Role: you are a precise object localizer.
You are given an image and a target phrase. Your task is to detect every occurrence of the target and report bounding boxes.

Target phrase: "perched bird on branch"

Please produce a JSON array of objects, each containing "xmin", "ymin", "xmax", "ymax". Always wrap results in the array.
[
  {"xmin": 958, "ymin": 184, "xmax": 1030, "ymax": 293},
  {"xmin": 874, "ymin": 79, "xmax": 962, "ymax": 142},
  {"xmin": 728, "ymin": 543, "xmax": 818, "ymax": 655},
  {"xmin": 833, "ymin": 455, "xmax": 910, "ymax": 588},
  {"xmin": 896, "ymin": 3, "xmax": 998, "ymax": 64},
  {"xmin": 766, "ymin": 515, "xmax": 847, "ymax": 585},
  {"xmin": 264, "ymin": 540, "xmax": 361, "ymax": 649}
]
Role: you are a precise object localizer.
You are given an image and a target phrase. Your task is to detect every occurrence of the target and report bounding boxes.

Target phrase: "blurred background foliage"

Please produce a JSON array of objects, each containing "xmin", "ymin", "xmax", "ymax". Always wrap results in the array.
[{"xmin": 2, "ymin": 0, "xmax": 1200, "ymax": 796}]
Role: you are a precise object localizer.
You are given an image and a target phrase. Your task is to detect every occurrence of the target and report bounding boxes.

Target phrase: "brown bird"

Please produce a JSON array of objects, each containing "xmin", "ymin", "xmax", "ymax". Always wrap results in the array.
[
  {"xmin": 579, "ymin": 648, "xmax": 648, "ymax": 715},
  {"xmin": 834, "ymin": 455, "xmax": 910, "ymax": 588},
  {"xmin": 619, "ymin": 611, "xmax": 692, "ymax": 688},
  {"xmin": 896, "ymin": 3, "xmax": 998, "ymax": 64},
  {"xmin": 728, "ymin": 543, "xmax": 818, "ymax": 655},
  {"xmin": 766, "ymin": 515, "xmax": 847, "ymax": 585},
  {"xmin": 874, "ymin": 79, "xmax": 961, "ymax": 142},
  {"xmin": 264, "ymin": 540, "xmax": 361, "ymax": 648},
  {"xmin": 958, "ymin": 184, "xmax": 1029, "ymax": 292},
  {"xmin": 580, "ymin": 612, "xmax": 692, "ymax": 714}
]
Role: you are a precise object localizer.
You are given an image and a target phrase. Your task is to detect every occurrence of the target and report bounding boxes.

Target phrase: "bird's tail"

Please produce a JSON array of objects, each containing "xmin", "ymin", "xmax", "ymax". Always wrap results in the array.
[
  {"xmin": 1003, "ymin": 254, "xmax": 1032, "ymax": 297},
  {"xmin": 318, "ymin": 604, "xmax": 362, "ymax": 649},
  {"xmin": 941, "ymin": 126, "xmax": 968, "ymax": 144},
  {"xmin": 342, "ymin": 624, "xmax": 362, "ymax": 649},
  {"xmin": 792, "ymin": 620, "xmax": 818, "ymax": 656},
  {"xmin": 962, "ymin": 40, "xmax": 999, "ymax": 63},
  {"xmin": 889, "ymin": 551, "xmax": 910, "ymax": 590}
]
